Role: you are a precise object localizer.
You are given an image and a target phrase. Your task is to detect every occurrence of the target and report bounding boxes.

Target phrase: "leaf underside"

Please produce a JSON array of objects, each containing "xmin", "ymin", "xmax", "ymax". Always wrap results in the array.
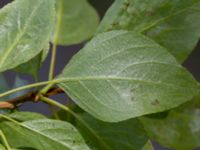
[
  {"xmin": 58, "ymin": 30, "xmax": 198, "ymax": 122},
  {"xmin": 0, "ymin": 117, "xmax": 90, "ymax": 150}
]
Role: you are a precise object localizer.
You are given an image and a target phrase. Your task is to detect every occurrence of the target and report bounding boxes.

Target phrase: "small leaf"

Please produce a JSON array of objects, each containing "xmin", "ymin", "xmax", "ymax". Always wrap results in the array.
[
  {"xmin": 0, "ymin": 0, "xmax": 55, "ymax": 72},
  {"xmin": 57, "ymin": 30, "xmax": 198, "ymax": 122},
  {"xmin": 76, "ymin": 113, "xmax": 153, "ymax": 150},
  {"xmin": 0, "ymin": 118, "xmax": 90, "ymax": 150},
  {"xmin": 97, "ymin": 0, "xmax": 200, "ymax": 62},
  {"xmin": 14, "ymin": 43, "xmax": 50, "ymax": 80},
  {"xmin": 52, "ymin": 0, "xmax": 99, "ymax": 45},
  {"xmin": 140, "ymin": 96, "xmax": 200, "ymax": 150}
]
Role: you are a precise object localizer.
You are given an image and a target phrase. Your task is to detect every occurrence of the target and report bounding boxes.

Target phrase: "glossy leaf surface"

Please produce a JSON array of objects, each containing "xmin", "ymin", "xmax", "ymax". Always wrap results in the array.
[{"xmin": 58, "ymin": 30, "xmax": 198, "ymax": 122}]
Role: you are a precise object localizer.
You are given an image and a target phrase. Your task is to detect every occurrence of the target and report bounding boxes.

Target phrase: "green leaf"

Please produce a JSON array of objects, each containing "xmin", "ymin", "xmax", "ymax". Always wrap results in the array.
[
  {"xmin": 0, "ymin": 74, "xmax": 9, "ymax": 95},
  {"xmin": 8, "ymin": 76, "xmax": 30, "ymax": 99},
  {"xmin": 0, "ymin": 0, "xmax": 55, "ymax": 72},
  {"xmin": 14, "ymin": 43, "xmax": 50, "ymax": 80},
  {"xmin": 8, "ymin": 112, "xmax": 46, "ymax": 122},
  {"xmin": 140, "ymin": 96, "xmax": 200, "ymax": 150},
  {"xmin": 76, "ymin": 113, "xmax": 153, "ymax": 150},
  {"xmin": 97, "ymin": 0, "xmax": 200, "ymax": 62},
  {"xmin": 0, "ymin": 144, "xmax": 6, "ymax": 150},
  {"xmin": 0, "ymin": 74, "xmax": 9, "ymax": 113},
  {"xmin": 52, "ymin": 0, "xmax": 99, "ymax": 45},
  {"xmin": 0, "ymin": 74, "xmax": 10, "ymax": 114},
  {"xmin": 57, "ymin": 30, "xmax": 198, "ymax": 122},
  {"xmin": 0, "ymin": 118, "xmax": 90, "ymax": 150}
]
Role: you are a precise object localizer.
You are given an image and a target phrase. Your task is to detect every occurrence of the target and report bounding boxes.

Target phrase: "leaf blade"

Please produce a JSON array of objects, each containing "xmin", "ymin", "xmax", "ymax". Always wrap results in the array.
[
  {"xmin": 0, "ymin": 0, "xmax": 55, "ymax": 72},
  {"xmin": 0, "ymin": 118, "xmax": 90, "ymax": 150},
  {"xmin": 52, "ymin": 0, "xmax": 99, "ymax": 45},
  {"xmin": 57, "ymin": 30, "xmax": 198, "ymax": 122},
  {"xmin": 97, "ymin": 0, "xmax": 200, "ymax": 62},
  {"xmin": 140, "ymin": 96, "xmax": 200, "ymax": 150},
  {"xmin": 76, "ymin": 113, "xmax": 153, "ymax": 150}
]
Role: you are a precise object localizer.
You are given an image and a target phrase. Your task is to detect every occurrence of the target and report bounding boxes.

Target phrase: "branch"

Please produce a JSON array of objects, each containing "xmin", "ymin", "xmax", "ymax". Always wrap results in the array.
[{"xmin": 0, "ymin": 87, "xmax": 64, "ymax": 109}]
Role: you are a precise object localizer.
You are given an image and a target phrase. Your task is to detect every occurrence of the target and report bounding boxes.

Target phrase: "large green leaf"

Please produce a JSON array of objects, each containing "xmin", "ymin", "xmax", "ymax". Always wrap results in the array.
[
  {"xmin": 52, "ymin": 0, "xmax": 99, "ymax": 45},
  {"xmin": 140, "ymin": 96, "xmax": 200, "ymax": 150},
  {"xmin": 0, "ymin": 117, "xmax": 90, "ymax": 150},
  {"xmin": 0, "ymin": 0, "xmax": 55, "ymax": 72},
  {"xmin": 76, "ymin": 113, "xmax": 153, "ymax": 150},
  {"xmin": 57, "ymin": 30, "xmax": 199, "ymax": 122},
  {"xmin": 97, "ymin": 0, "xmax": 200, "ymax": 62}
]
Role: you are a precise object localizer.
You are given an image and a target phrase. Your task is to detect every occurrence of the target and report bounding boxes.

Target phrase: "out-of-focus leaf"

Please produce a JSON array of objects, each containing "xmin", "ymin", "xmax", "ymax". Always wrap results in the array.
[
  {"xmin": 97, "ymin": 0, "xmax": 200, "ymax": 62},
  {"xmin": 76, "ymin": 113, "xmax": 154, "ymax": 150},
  {"xmin": 0, "ymin": 144, "xmax": 6, "ymax": 150},
  {"xmin": 140, "ymin": 96, "xmax": 200, "ymax": 150},
  {"xmin": 0, "ymin": 0, "xmax": 55, "ymax": 72},
  {"xmin": 52, "ymin": 0, "xmax": 99, "ymax": 45},
  {"xmin": 57, "ymin": 30, "xmax": 198, "ymax": 122}
]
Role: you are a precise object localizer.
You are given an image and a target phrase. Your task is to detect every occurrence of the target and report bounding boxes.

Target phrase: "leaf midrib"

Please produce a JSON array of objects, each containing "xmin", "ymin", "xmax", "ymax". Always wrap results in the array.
[
  {"xmin": 0, "ymin": 0, "xmax": 43, "ymax": 67},
  {"xmin": 8, "ymin": 120, "xmax": 81, "ymax": 150}
]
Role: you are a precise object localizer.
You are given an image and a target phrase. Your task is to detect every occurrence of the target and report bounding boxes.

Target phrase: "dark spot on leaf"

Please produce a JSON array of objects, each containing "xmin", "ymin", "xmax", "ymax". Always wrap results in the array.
[
  {"xmin": 131, "ymin": 96, "xmax": 135, "ymax": 101},
  {"xmin": 151, "ymin": 99, "xmax": 160, "ymax": 106},
  {"xmin": 195, "ymin": 105, "xmax": 200, "ymax": 109},
  {"xmin": 146, "ymin": 10, "xmax": 155, "ymax": 16},
  {"xmin": 123, "ymin": 1, "xmax": 130, "ymax": 7},
  {"xmin": 111, "ymin": 22, "xmax": 119, "ymax": 27}
]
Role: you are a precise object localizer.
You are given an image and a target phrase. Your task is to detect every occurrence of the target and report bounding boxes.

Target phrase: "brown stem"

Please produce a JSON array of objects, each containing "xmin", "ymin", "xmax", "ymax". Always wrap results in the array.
[{"xmin": 0, "ymin": 87, "xmax": 64, "ymax": 109}]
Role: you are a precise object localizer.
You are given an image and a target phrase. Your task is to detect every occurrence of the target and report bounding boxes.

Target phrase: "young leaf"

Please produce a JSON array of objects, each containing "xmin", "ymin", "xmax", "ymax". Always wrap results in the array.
[
  {"xmin": 140, "ymin": 96, "xmax": 200, "ymax": 150},
  {"xmin": 0, "ymin": 0, "xmax": 55, "ymax": 72},
  {"xmin": 57, "ymin": 30, "xmax": 199, "ymax": 122},
  {"xmin": 0, "ymin": 118, "xmax": 90, "ymax": 150},
  {"xmin": 52, "ymin": 0, "xmax": 99, "ymax": 45},
  {"xmin": 97, "ymin": 0, "xmax": 200, "ymax": 62},
  {"xmin": 76, "ymin": 113, "xmax": 153, "ymax": 150}
]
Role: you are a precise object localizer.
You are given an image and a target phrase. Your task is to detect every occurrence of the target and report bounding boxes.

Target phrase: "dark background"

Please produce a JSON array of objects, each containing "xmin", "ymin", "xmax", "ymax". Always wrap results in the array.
[{"xmin": 0, "ymin": 1, "xmax": 200, "ymax": 150}]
